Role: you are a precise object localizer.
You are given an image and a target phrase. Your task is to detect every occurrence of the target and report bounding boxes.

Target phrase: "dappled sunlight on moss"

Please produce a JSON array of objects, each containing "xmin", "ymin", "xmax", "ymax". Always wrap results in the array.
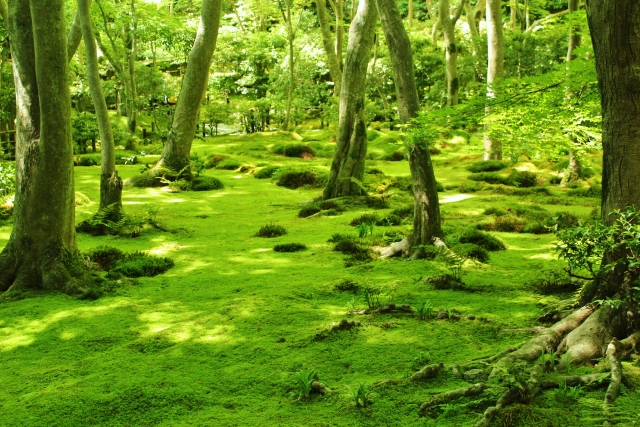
[
  {"xmin": 248, "ymin": 269, "xmax": 276, "ymax": 274},
  {"xmin": 440, "ymin": 194, "xmax": 474, "ymax": 204},
  {"xmin": 227, "ymin": 255, "xmax": 293, "ymax": 265}
]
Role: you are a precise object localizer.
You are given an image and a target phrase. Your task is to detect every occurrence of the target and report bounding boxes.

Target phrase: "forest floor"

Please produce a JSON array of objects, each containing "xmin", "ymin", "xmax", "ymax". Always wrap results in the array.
[{"xmin": 0, "ymin": 126, "xmax": 639, "ymax": 427}]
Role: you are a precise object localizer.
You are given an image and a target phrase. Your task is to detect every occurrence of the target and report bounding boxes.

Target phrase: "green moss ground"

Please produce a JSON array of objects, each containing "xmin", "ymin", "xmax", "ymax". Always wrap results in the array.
[{"xmin": 0, "ymin": 130, "xmax": 638, "ymax": 426}]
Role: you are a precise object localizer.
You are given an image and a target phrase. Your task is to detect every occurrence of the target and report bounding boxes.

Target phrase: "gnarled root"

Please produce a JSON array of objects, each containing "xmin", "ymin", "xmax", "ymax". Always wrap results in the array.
[
  {"xmin": 375, "ymin": 362, "xmax": 445, "ymax": 388},
  {"xmin": 562, "ymin": 305, "xmax": 622, "ymax": 364},
  {"xmin": 419, "ymin": 383, "xmax": 495, "ymax": 416}
]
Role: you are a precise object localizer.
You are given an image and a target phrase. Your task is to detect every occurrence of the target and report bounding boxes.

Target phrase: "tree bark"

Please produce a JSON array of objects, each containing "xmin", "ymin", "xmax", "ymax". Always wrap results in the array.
[
  {"xmin": 317, "ymin": 0, "xmax": 343, "ymax": 96},
  {"xmin": 323, "ymin": 0, "xmax": 377, "ymax": 199},
  {"xmin": 408, "ymin": 0, "xmax": 413, "ymax": 26},
  {"xmin": 125, "ymin": 0, "xmax": 137, "ymax": 134},
  {"xmin": 154, "ymin": 0, "xmax": 222, "ymax": 174},
  {"xmin": 376, "ymin": 0, "xmax": 443, "ymax": 256},
  {"xmin": 67, "ymin": 6, "xmax": 84, "ymax": 62},
  {"xmin": 566, "ymin": 0, "xmax": 580, "ymax": 61},
  {"xmin": 483, "ymin": 0, "xmax": 504, "ymax": 161},
  {"xmin": 0, "ymin": 0, "xmax": 83, "ymax": 293},
  {"xmin": 586, "ymin": 0, "xmax": 640, "ymax": 223},
  {"xmin": 78, "ymin": 0, "xmax": 123, "ymax": 214}
]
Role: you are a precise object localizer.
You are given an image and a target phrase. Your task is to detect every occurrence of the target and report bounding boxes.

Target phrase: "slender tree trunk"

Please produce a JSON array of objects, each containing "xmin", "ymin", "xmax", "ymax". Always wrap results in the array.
[
  {"xmin": 510, "ymin": 0, "xmax": 517, "ymax": 29},
  {"xmin": 408, "ymin": 0, "xmax": 414, "ymax": 26},
  {"xmin": 125, "ymin": 0, "xmax": 137, "ymax": 134},
  {"xmin": 323, "ymin": 0, "xmax": 377, "ymax": 199},
  {"xmin": 317, "ymin": 0, "xmax": 343, "ymax": 96},
  {"xmin": 440, "ymin": 0, "xmax": 466, "ymax": 105},
  {"xmin": 78, "ymin": 0, "xmax": 123, "ymax": 214},
  {"xmin": 566, "ymin": 0, "xmax": 580, "ymax": 61},
  {"xmin": 483, "ymin": 0, "xmax": 504, "ymax": 160},
  {"xmin": 372, "ymin": 35, "xmax": 390, "ymax": 111},
  {"xmin": 465, "ymin": 0, "xmax": 484, "ymax": 80},
  {"xmin": 278, "ymin": 0, "xmax": 296, "ymax": 131},
  {"xmin": 336, "ymin": 0, "xmax": 344, "ymax": 69},
  {"xmin": 376, "ymin": 0, "xmax": 443, "ymax": 257},
  {"xmin": 153, "ymin": 0, "xmax": 222, "ymax": 175},
  {"xmin": 0, "ymin": 0, "xmax": 84, "ymax": 293},
  {"xmin": 67, "ymin": 7, "xmax": 84, "ymax": 61}
]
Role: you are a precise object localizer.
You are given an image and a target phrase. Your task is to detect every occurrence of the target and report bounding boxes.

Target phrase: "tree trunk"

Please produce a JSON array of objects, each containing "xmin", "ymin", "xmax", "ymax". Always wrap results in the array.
[
  {"xmin": 586, "ymin": 0, "xmax": 640, "ymax": 223},
  {"xmin": 279, "ymin": 0, "xmax": 296, "ymax": 131},
  {"xmin": 153, "ymin": 0, "xmax": 222, "ymax": 175},
  {"xmin": 408, "ymin": 0, "xmax": 413, "ymax": 26},
  {"xmin": 317, "ymin": 0, "xmax": 343, "ymax": 96},
  {"xmin": 78, "ymin": 0, "xmax": 123, "ymax": 215},
  {"xmin": 510, "ymin": 0, "xmax": 517, "ymax": 30},
  {"xmin": 483, "ymin": 0, "xmax": 504, "ymax": 161},
  {"xmin": 566, "ymin": 0, "xmax": 580, "ymax": 61},
  {"xmin": 440, "ymin": 0, "xmax": 466, "ymax": 106},
  {"xmin": 0, "ymin": 0, "xmax": 84, "ymax": 293},
  {"xmin": 67, "ymin": 6, "xmax": 84, "ymax": 61},
  {"xmin": 323, "ymin": 0, "xmax": 376, "ymax": 199},
  {"xmin": 376, "ymin": 0, "xmax": 443, "ymax": 257},
  {"xmin": 125, "ymin": 0, "xmax": 137, "ymax": 135}
]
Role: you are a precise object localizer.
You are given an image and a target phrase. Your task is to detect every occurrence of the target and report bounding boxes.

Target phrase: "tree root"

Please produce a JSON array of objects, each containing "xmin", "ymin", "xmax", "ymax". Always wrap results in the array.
[
  {"xmin": 314, "ymin": 319, "xmax": 360, "ymax": 340},
  {"xmin": 419, "ymin": 383, "xmax": 496, "ymax": 416},
  {"xmin": 311, "ymin": 380, "xmax": 332, "ymax": 395},
  {"xmin": 562, "ymin": 305, "xmax": 621, "ymax": 364},
  {"xmin": 374, "ymin": 362, "xmax": 445, "ymax": 388}
]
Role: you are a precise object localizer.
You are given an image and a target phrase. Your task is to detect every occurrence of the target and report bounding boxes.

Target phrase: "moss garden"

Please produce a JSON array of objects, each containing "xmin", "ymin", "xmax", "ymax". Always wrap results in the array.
[{"xmin": 0, "ymin": 127, "xmax": 636, "ymax": 427}]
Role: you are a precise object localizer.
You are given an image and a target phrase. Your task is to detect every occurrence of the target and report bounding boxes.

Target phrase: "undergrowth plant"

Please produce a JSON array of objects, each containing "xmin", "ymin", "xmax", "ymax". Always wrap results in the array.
[
  {"xmin": 291, "ymin": 369, "xmax": 317, "ymax": 400},
  {"xmin": 416, "ymin": 301, "xmax": 435, "ymax": 320},
  {"xmin": 255, "ymin": 223, "xmax": 287, "ymax": 238},
  {"xmin": 344, "ymin": 383, "xmax": 373, "ymax": 407}
]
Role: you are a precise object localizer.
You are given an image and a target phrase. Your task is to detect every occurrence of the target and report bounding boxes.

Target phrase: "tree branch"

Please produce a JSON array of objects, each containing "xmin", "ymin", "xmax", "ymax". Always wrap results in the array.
[
  {"xmin": 524, "ymin": 9, "xmax": 570, "ymax": 34},
  {"xmin": 452, "ymin": 0, "xmax": 466, "ymax": 24},
  {"xmin": 95, "ymin": 0, "xmax": 122, "ymax": 61}
]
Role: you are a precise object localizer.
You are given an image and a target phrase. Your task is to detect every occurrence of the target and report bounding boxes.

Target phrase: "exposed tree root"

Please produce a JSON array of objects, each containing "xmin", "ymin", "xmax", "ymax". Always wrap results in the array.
[
  {"xmin": 474, "ymin": 387, "xmax": 522, "ymax": 427},
  {"xmin": 539, "ymin": 373, "xmax": 610, "ymax": 390},
  {"xmin": 419, "ymin": 383, "xmax": 496, "ymax": 415},
  {"xmin": 562, "ymin": 305, "xmax": 621, "ymax": 364},
  {"xmin": 410, "ymin": 362, "xmax": 445, "ymax": 381},
  {"xmin": 490, "ymin": 305, "xmax": 594, "ymax": 377},
  {"xmin": 314, "ymin": 319, "xmax": 360, "ymax": 340},
  {"xmin": 311, "ymin": 380, "xmax": 332, "ymax": 395}
]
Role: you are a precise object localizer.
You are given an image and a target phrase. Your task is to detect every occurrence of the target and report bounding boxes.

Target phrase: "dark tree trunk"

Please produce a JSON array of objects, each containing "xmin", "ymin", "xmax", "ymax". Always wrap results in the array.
[
  {"xmin": 323, "ymin": 0, "xmax": 377, "ymax": 199},
  {"xmin": 376, "ymin": 0, "xmax": 443, "ymax": 257},
  {"xmin": 0, "ymin": 0, "xmax": 85, "ymax": 293}
]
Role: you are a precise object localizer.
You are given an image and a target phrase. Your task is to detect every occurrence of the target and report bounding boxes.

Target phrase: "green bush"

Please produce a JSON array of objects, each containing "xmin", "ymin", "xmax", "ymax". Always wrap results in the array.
[
  {"xmin": 483, "ymin": 207, "xmax": 507, "ymax": 216},
  {"xmin": 107, "ymin": 252, "xmax": 174, "ymax": 278},
  {"xmin": 466, "ymin": 160, "xmax": 509, "ymax": 173},
  {"xmin": 522, "ymin": 221, "xmax": 550, "ymax": 234},
  {"xmin": 255, "ymin": 223, "xmax": 287, "ymax": 238},
  {"xmin": 459, "ymin": 229, "xmax": 506, "ymax": 251},
  {"xmin": 274, "ymin": 243, "xmax": 307, "ymax": 253},
  {"xmin": 376, "ymin": 214, "xmax": 402, "ymax": 226},
  {"xmin": 205, "ymin": 155, "xmax": 227, "ymax": 169},
  {"xmin": 298, "ymin": 205, "xmax": 321, "ymax": 218},
  {"xmin": 458, "ymin": 182, "xmax": 485, "ymax": 193},
  {"xmin": 254, "ymin": 165, "xmax": 280, "ymax": 179},
  {"xmin": 192, "ymin": 176, "xmax": 224, "ymax": 191},
  {"xmin": 215, "ymin": 159, "xmax": 242, "ymax": 170},
  {"xmin": 478, "ymin": 215, "xmax": 526, "ymax": 233},
  {"xmin": 319, "ymin": 200, "xmax": 342, "ymax": 210},
  {"xmin": 468, "ymin": 172, "xmax": 510, "ymax": 185},
  {"xmin": 365, "ymin": 167, "xmax": 384, "ymax": 175},
  {"xmin": 436, "ymin": 182, "xmax": 445, "ymax": 192},
  {"xmin": 86, "ymin": 246, "xmax": 125, "ymax": 270},
  {"xmin": 454, "ymin": 243, "xmax": 490, "ymax": 263},
  {"xmin": 0, "ymin": 163, "xmax": 16, "ymax": 197},
  {"xmin": 509, "ymin": 170, "xmax": 538, "ymax": 188}
]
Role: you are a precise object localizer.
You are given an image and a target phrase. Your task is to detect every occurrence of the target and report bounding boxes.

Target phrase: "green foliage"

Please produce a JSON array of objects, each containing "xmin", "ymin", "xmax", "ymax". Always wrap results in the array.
[
  {"xmin": 192, "ymin": 176, "xmax": 224, "ymax": 192},
  {"xmin": 275, "ymin": 169, "xmax": 327, "ymax": 189},
  {"xmin": 416, "ymin": 301, "xmax": 434, "ymax": 320},
  {"xmin": 350, "ymin": 213, "xmax": 379, "ymax": 226},
  {"xmin": 344, "ymin": 383, "xmax": 373, "ymax": 407},
  {"xmin": 0, "ymin": 163, "xmax": 15, "ymax": 197},
  {"xmin": 329, "ymin": 234, "xmax": 373, "ymax": 265},
  {"xmin": 468, "ymin": 172, "xmax": 510, "ymax": 185},
  {"xmin": 190, "ymin": 153, "xmax": 207, "ymax": 178},
  {"xmin": 254, "ymin": 165, "xmax": 280, "ymax": 179},
  {"xmin": 86, "ymin": 246, "xmax": 125, "ymax": 271},
  {"xmin": 72, "ymin": 112, "xmax": 99, "ymax": 153},
  {"xmin": 355, "ymin": 222, "xmax": 374, "ymax": 238},
  {"xmin": 271, "ymin": 143, "xmax": 315, "ymax": 158},
  {"xmin": 273, "ymin": 243, "xmax": 307, "ymax": 253},
  {"xmin": 215, "ymin": 159, "xmax": 242, "ymax": 170},
  {"xmin": 290, "ymin": 369, "xmax": 317, "ymax": 400},
  {"xmin": 204, "ymin": 155, "xmax": 228, "ymax": 169},
  {"xmin": 254, "ymin": 224, "xmax": 287, "ymax": 238},
  {"xmin": 466, "ymin": 160, "xmax": 509, "ymax": 173},
  {"xmin": 458, "ymin": 229, "xmax": 506, "ymax": 251}
]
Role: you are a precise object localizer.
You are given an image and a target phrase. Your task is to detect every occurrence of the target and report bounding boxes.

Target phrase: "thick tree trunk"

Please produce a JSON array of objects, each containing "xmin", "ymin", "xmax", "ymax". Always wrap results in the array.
[
  {"xmin": 78, "ymin": 0, "xmax": 123, "ymax": 214},
  {"xmin": 323, "ymin": 0, "xmax": 377, "ymax": 199},
  {"xmin": 376, "ymin": 0, "xmax": 443, "ymax": 257},
  {"xmin": 154, "ymin": 0, "xmax": 222, "ymax": 174},
  {"xmin": 483, "ymin": 0, "xmax": 504, "ymax": 161},
  {"xmin": 0, "ymin": 0, "xmax": 83, "ymax": 293},
  {"xmin": 317, "ymin": 0, "xmax": 343, "ymax": 96},
  {"xmin": 586, "ymin": 0, "xmax": 640, "ymax": 223}
]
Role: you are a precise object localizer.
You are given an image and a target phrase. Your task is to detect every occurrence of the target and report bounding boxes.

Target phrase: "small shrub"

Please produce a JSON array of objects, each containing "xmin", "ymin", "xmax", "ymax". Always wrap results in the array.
[
  {"xmin": 274, "ymin": 243, "xmax": 307, "ymax": 252},
  {"xmin": 192, "ymin": 176, "xmax": 224, "ymax": 191},
  {"xmin": 254, "ymin": 165, "xmax": 280, "ymax": 179},
  {"xmin": 298, "ymin": 205, "xmax": 321, "ymax": 218},
  {"xmin": 436, "ymin": 182, "xmax": 445, "ymax": 192},
  {"xmin": 376, "ymin": 214, "xmax": 402, "ymax": 226},
  {"xmin": 107, "ymin": 252, "xmax": 174, "ymax": 278},
  {"xmin": 74, "ymin": 156, "xmax": 99, "ymax": 166},
  {"xmin": 86, "ymin": 246, "xmax": 125, "ymax": 270},
  {"xmin": 215, "ymin": 159, "xmax": 242, "ymax": 170},
  {"xmin": 331, "ymin": 235, "xmax": 372, "ymax": 264},
  {"xmin": 546, "ymin": 212, "xmax": 581, "ymax": 230},
  {"xmin": 75, "ymin": 192, "xmax": 92, "ymax": 206},
  {"xmin": 291, "ymin": 369, "xmax": 317, "ymax": 400},
  {"xmin": 345, "ymin": 383, "xmax": 373, "ymax": 407},
  {"xmin": 459, "ymin": 229, "xmax": 506, "ymax": 251},
  {"xmin": 324, "ymin": 209, "xmax": 341, "ymax": 216},
  {"xmin": 466, "ymin": 160, "xmax": 509, "ymax": 173},
  {"xmin": 454, "ymin": 243, "xmax": 490, "ymax": 263},
  {"xmin": 365, "ymin": 167, "xmax": 384, "ymax": 175},
  {"xmin": 426, "ymin": 274, "xmax": 466, "ymax": 290},
  {"xmin": 281, "ymin": 144, "xmax": 314, "ymax": 158},
  {"xmin": 334, "ymin": 279, "xmax": 360, "ymax": 293},
  {"xmin": 364, "ymin": 196, "xmax": 390, "ymax": 209},
  {"xmin": 549, "ymin": 175, "xmax": 563, "ymax": 185},
  {"xmin": 255, "ymin": 223, "xmax": 287, "ymax": 238},
  {"xmin": 167, "ymin": 179, "xmax": 190, "ymax": 193},
  {"xmin": 350, "ymin": 213, "xmax": 379, "ymax": 226},
  {"xmin": 478, "ymin": 215, "xmax": 526, "ymax": 233}
]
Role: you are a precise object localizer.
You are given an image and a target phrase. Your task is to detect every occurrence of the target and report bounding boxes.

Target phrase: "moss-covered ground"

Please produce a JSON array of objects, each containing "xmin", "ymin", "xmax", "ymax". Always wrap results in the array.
[{"xmin": 0, "ymin": 128, "xmax": 639, "ymax": 427}]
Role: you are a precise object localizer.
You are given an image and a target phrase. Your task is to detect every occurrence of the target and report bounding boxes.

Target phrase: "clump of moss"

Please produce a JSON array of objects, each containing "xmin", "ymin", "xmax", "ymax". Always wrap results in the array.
[
  {"xmin": 350, "ymin": 213, "xmax": 379, "ymax": 226},
  {"xmin": 215, "ymin": 159, "xmax": 242, "ymax": 170},
  {"xmin": 328, "ymin": 234, "xmax": 373, "ymax": 265},
  {"xmin": 458, "ymin": 229, "xmax": 506, "ymax": 251},
  {"xmin": 85, "ymin": 246, "xmax": 174, "ymax": 279},
  {"xmin": 391, "ymin": 204, "xmax": 413, "ymax": 219},
  {"xmin": 453, "ymin": 243, "xmax": 490, "ymax": 263},
  {"xmin": 567, "ymin": 185, "xmax": 602, "ymax": 198},
  {"xmin": 273, "ymin": 243, "xmax": 307, "ymax": 253},
  {"xmin": 298, "ymin": 205, "xmax": 321, "ymax": 218},
  {"xmin": 86, "ymin": 246, "xmax": 125, "ymax": 270},
  {"xmin": 254, "ymin": 165, "xmax": 280, "ymax": 179},
  {"xmin": 204, "ymin": 155, "xmax": 227, "ymax": 169},
  {"xmin": 275, "ymin": 169, "xmax": 327, "ymax": 189},
  {"xmin": 271, "ymin": 143, "xmax": 315, "ymax": 158},
  {"xmin": 466, "ymin": 160, "xmax": 509, "ymax": 173},
  {"xmin": 192, "ymin": 176, "xmax": 224, "ymax": 191},
  {"xmin": 255, "ymin": 223, "xmax": 287, "ymax": 238},
  {"xmin": 333, "ymin": 279, "xmax": 360, "ymax": 293}
]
